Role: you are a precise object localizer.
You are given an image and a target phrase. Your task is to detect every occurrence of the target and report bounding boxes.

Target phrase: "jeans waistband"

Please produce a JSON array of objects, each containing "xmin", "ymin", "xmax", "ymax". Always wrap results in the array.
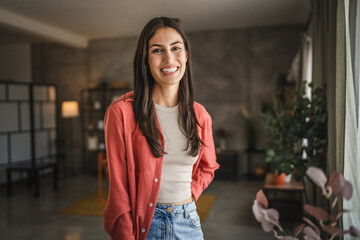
[{"xmin": 155, "ymin": 199, "xmax": 196, "ymax": 215}]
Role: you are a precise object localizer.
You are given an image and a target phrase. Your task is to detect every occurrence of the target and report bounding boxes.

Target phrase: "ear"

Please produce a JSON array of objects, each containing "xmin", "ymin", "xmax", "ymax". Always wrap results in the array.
[{"xmin": 186, "ymin": 51, "xmax": 189, "ymax": 62}]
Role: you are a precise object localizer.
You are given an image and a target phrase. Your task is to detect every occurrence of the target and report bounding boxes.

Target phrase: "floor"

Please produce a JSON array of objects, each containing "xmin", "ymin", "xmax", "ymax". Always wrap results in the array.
[{"xmin": 0, "ymin": 174, "xmax": 294, "ymax": 240}]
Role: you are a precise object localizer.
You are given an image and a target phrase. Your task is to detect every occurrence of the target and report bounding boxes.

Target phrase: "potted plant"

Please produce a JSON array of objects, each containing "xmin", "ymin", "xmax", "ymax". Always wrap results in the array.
[
  {"xmin": 262, "ymin": 101, "xmax": 293, "ymax": 185},
  {"xmin": 261, "ymin": 81, "xmax": 327, "ymax": 185}
]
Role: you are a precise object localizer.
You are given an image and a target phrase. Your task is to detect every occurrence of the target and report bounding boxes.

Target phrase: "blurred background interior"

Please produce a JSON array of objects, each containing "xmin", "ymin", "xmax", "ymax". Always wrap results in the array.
[{"xmin": 1, "ymin": 0, "xmax": 359, "ymax": 239}]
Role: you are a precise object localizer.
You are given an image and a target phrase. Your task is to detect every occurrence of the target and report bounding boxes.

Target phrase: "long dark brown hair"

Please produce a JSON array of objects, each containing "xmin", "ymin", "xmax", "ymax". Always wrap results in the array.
[{"xmin": 133, "ymin": 17, "xmax": 203, "ymax": 158}]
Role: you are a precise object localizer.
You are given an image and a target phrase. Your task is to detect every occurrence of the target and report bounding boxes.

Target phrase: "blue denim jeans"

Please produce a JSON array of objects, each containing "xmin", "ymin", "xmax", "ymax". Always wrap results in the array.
[{"xmin": 146, "ymin": 200, "xmax": 204, "ymax": 240}]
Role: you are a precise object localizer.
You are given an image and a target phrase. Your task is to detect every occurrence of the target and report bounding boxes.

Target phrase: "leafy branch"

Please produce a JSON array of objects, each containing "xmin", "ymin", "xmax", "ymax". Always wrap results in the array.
[{"xmin": 261, "ymin": 82, "xmax": 327, "ymax": 180}]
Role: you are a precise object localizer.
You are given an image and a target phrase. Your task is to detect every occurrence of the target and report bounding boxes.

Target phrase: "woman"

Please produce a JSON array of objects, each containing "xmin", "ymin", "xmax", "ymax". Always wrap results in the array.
[{"xmin": 104, "ymin": 17, "xmax": 219, "ymax": 240}]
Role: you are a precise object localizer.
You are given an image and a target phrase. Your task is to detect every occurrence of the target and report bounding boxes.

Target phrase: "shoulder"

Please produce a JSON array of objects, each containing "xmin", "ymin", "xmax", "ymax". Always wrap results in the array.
[
  {"xmin": 106, "ymin": 91, "xmax": 134, "ymax": 120},
  {"xmin": 194, "ymin": 101, "xmax": 212, "ymax": 128}
]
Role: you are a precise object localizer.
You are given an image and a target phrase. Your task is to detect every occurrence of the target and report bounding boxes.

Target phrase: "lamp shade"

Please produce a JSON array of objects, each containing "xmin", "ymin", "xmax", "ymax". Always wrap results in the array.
[{"xmin": 62, "ymin": 101, "xmax": 79, "ymax": 118}]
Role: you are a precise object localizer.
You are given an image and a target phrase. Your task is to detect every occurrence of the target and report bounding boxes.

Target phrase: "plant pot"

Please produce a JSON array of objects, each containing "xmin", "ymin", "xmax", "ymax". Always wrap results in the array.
[
  {"xmin": 273, "ymin": 173, "xmax": 286, "ymax": 185},
  {"xmin": 284, "ymin": 174, "xmax": 292, "ymax": 183}
]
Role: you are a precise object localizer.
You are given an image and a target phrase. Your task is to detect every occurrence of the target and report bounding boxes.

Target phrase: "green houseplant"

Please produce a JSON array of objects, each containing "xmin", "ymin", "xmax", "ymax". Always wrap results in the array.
[{"xmin": 261, "ymin": 81, "xmax": 327, "ymax": 182}]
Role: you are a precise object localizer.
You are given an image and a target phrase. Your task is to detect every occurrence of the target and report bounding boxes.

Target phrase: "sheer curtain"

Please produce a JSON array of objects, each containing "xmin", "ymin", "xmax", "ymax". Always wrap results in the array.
[{"xmin": 343, "ymin": 0, "xmax": 360, "ymax": 238}]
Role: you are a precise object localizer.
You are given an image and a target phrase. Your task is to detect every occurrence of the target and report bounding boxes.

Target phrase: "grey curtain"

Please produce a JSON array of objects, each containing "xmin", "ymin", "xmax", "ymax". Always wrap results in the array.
[
  {"xmin": 312, "ymin": 0, "xmax": 360, "ymax": 235},
  {"xmin": 311, "ymin": 0, "xmax": 346, "ymax": 220}
]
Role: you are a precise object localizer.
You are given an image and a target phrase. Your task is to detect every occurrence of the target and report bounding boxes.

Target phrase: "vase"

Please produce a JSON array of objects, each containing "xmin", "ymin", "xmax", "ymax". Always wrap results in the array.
[
  {"xmin": 273, "ymin": 173, "xmax": 285, "ymax": 185},
  {"xmin": 284, "ymin": 174, "xmax": 292, "ymax": 183}
]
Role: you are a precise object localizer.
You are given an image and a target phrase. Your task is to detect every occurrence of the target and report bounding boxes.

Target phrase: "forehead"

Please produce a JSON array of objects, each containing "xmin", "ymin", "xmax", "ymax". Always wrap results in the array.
[{"xmin": 149, "ymin": 27, "xmax": 184, "ymax": 45}]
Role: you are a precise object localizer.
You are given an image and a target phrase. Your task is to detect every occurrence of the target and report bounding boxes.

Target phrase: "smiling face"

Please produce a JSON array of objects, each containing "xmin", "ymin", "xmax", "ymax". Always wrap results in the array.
[{"xmin": 148, "ymin": 27, "xmax": 188, "ymax": 89}]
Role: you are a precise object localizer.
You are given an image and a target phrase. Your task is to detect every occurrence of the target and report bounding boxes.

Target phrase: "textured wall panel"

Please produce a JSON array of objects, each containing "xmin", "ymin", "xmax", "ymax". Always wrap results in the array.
[
  {"xmin": 35, "ymin": 131, "xmax": 48, "ymax": 158},
  {"xmin": 0, "ymin": 135, "xmax": 8, "ymax": 164},
  {"xmin": 49, "ymin": 129, "xmax": 57, "ymax": 155},
  {"xmin": 20, "ymin": 102, "xmax": 30, "ymax": 130},
  {"xmin": 0, "ymin": 83, "xmax": 5, "ymax": 100},
  {"xmin": 43, "ymin": 102, "xmax": 56, "ymax": 128},
  {"xmin": 0, "ymin": 103, "xmax": 18, "ymax": 132},
  {"xmin": 8, "ymin": 84, "xmax": 29, "ymax": 100},
  {"xmin": 11, "ymin": 133, "xmax": 31, "ymax": 162},
  {"xmin": 33, "ymin": 86, "xmax": 48, "ymax": 100}
]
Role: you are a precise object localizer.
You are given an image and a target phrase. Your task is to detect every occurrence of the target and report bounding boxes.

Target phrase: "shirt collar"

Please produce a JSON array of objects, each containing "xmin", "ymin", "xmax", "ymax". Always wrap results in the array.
[{"xmin": 123, "ymin": 91, "xmax": 134, "ymax": 102}]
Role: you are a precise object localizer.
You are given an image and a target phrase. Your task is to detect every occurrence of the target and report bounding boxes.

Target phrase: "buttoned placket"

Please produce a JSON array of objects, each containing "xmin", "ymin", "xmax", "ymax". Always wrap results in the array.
[
  {"xmin": 143, "ymin": 176, "xmax": 160, "ymax": 235},
  {"xmin": 143, "ymin": 116, "xmax": 164, "ymax": 237},
  {"xmin": 149, "ymin": 177, "xmax": 159, "ymax": 209}
]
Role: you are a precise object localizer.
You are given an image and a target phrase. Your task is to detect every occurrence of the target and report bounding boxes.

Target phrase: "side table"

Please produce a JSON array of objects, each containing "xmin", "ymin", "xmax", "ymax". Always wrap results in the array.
[
  {"xmin": 263, "ymin": 173, "xmax": 304, "ymax": 221},
  {"xmin": 6, "ymin": 162, "xmax": 59, "ymax": 197}
]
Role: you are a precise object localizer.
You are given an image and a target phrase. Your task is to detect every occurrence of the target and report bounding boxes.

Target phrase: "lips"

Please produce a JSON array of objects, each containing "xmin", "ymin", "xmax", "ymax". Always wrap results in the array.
[{"xmin": 160, "ymin": 66, "xmax": 179, "ymax": 73}]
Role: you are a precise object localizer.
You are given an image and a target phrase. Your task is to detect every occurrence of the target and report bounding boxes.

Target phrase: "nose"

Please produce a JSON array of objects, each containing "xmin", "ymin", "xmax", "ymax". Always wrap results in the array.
[{"xmin": 163, "ymin": 50, "xmax": 174, "ymax": 63}]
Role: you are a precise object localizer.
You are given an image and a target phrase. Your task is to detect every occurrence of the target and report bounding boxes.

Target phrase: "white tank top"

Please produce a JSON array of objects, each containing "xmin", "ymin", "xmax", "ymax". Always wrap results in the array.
[{"xmin": 154, "ymin": 103, "xmax": 199, "ymax": 203}]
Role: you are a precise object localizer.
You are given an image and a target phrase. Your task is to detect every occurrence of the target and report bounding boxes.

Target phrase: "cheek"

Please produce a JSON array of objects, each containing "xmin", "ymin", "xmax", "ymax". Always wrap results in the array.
[
  {"xmin": 179, "ymin": 52, "xmax": 187, "ymax": 63},
  {"xmin": 149, "ymin": 67, "xmax": 158, "ymax": 80},
  {"xmin": 148, "ymin": 56, "xmax": 156, "ymax": 69}
]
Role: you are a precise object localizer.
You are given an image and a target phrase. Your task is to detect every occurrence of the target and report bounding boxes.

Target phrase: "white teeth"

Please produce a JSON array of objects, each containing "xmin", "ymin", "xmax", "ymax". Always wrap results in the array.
[{"xmin": 161, "ymin": 67, "xmax": 178, "ymax": 73}]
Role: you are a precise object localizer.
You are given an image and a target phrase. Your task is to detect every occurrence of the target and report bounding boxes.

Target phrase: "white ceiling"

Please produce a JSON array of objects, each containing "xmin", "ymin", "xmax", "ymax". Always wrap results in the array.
[{"xmin": 0, "ymin": 0, "xmax": 311, "ymax": 48}]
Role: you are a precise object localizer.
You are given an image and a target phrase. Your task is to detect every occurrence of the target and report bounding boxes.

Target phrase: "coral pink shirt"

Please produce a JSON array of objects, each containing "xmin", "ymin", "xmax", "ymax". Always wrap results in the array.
[{"xmin": 103, "ymin": 91, "xmax": 219, "ymax": 240}]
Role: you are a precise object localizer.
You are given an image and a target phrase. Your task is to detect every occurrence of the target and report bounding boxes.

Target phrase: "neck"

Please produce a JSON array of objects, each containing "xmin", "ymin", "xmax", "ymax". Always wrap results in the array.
[{"xmin": 152, "ymin": 84, "xmax": 179, "ymax": 107}]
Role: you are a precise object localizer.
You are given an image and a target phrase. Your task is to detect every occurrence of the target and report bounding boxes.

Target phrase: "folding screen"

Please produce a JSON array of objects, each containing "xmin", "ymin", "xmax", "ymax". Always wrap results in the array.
[{"xmin": 0, "ymin": 81, "xmax": 58, "ymax": 171}]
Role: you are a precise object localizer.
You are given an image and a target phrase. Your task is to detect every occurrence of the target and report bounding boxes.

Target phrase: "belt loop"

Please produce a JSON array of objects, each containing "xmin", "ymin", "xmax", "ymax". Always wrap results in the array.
[{"xmin": 183, "ymin": 204, "xmax": 189, "ymax": 219}]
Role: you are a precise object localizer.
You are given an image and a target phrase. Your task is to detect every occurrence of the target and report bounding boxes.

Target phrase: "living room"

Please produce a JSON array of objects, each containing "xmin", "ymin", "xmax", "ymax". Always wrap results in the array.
[{"xmin": 0, "ymin": 1, "xmax": 359, "ymax": 239}]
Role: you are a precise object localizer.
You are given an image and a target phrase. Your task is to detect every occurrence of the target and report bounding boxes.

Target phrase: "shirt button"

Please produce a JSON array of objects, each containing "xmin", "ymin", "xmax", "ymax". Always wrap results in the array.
[
  {"xmin": 149, "ymin": 203, "xmax": 153, "ymax": 207},
  {"xmin": 141, "ymin": 228, "xmax": 145, "ymax": 233},
  {"xmin": 154, "ymin": 178, "xmax": 158, "ymax": 182}
]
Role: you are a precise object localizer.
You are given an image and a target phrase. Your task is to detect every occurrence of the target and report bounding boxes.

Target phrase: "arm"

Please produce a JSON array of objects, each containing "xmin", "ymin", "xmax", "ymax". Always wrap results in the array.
[
  {"xmin": 104, "ymin": 106, "xmax": 135, "ymax": 240},
  {"xmin": 191, "ymin": 115, "xmax": 220, "ymax": 201}
]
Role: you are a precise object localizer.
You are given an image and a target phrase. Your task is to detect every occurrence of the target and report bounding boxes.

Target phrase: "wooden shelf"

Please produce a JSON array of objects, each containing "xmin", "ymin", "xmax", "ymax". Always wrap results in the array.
[{"xmin": 80, "ymin": 87, "xmax": 131, "ymax": 172}]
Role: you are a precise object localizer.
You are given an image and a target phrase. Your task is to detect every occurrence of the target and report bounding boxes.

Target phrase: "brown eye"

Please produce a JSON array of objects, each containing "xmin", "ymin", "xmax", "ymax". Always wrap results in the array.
[{"xmin": 151, "ymin": 48, "xmax": 162, "ymax": 53}]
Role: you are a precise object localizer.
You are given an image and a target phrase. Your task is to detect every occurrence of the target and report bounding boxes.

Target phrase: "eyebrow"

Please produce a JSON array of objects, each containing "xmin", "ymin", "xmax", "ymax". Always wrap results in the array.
[{"xmin": 149, "ymin": 41, "xmax": 183, "ymax": 49}]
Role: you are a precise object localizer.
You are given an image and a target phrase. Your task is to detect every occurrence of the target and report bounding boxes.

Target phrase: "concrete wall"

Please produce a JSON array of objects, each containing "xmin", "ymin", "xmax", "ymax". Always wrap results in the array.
[
  {"xmin": 32, "ymin": 43, "xmax": 89, "ymax": 174},
  {"xmin": 0, "ymin": 43, "xmax": 32, "ymax": 82},
  {"xmin": 32, "ymin": 24, "xmax": 302, "ymax": 175},
  {"xmin": 189, "ymin": 26, "xmax": 301, "ymax": 173}
]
